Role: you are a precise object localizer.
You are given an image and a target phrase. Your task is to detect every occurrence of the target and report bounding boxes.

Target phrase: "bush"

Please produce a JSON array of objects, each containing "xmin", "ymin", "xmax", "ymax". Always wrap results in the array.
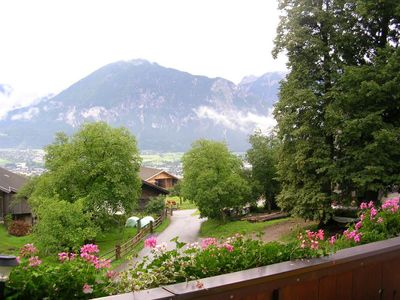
[
  {"xmin": 340, "ymin": 198, "xmax": 400, "ymax": 245},
  {"xmin": 145, "ymin": 195, "xmax": 165, "ymax": 215},
  {"xmin": 33, "ymin": 198, "xmax": 99, "ymax": 255},
  {"xmin": 8, "ymin": 220, "xmax": 31, "ymax": 236},
  {"xmin": 4, "ymin": 214, "xmax": 13, "ymax": 228},
  {"xmin": 6, "ymin": 243, "xmax": 113, "ymax": 300}
]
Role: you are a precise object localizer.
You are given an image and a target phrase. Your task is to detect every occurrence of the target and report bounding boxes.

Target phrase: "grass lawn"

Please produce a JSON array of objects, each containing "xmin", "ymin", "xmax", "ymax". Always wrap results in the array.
[
  {"xmin": 200, "ymin": 218, "xmax": 290, "ymax": 239},
  {"xmin": 0, "ymin": 225, "xmax": 33, "ymax": 255},
  {"xmin": 166, "ymin": 196, "xmax": 197, "ymax": 210},
  {"xmin": 97, "ymin": 226, "xmax": 139, "ymax": 256}
]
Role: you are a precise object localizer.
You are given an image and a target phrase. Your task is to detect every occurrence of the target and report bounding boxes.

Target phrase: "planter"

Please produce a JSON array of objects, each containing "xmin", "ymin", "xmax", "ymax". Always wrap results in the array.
[{"xmin": 96, "ymin": 236, "xmax": 400, "ymax": 300}]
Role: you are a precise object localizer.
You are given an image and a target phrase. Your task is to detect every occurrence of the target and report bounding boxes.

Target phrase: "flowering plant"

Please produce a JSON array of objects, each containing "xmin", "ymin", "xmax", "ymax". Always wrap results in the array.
[
  {"xmin": 341, "ymin": 198, "xmax": 400, "ymax": 245},
  {"xmin": 6, "ymin": 243, "xmax": 114, "ymax": 300}
]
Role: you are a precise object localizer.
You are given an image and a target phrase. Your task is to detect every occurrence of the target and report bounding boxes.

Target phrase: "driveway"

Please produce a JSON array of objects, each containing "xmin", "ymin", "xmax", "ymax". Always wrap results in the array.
[{"xmin": 116, "ymin": 209, "xmax": 204, "ymax": 271}]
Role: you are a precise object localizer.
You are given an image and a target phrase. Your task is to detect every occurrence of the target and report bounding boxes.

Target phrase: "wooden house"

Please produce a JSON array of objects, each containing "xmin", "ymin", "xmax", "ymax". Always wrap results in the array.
[
  {"xmin": 139, "ymin": 166, "xmax": 179, "ymax": 189},
  {"xmin": 0, "ymin": 167, "xmax": 32, "ymax": 224}
]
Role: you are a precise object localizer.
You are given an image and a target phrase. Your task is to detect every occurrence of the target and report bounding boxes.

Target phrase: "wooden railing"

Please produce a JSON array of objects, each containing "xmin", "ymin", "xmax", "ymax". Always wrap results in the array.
[
  {"xmin": 97, "ymin": 236, "xmax": 400, "ymax": 299},
  {"xmin": 99, "ymin": 214, "xmax": 165, "ymax": 262}
]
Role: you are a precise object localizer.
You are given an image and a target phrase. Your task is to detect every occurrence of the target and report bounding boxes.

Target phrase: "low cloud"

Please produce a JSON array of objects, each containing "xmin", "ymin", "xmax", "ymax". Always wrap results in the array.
[
  {"xmin": 11, "ymin": 107, "xmax": 40, "ymax": 120},
  {"xmin": 194, "ymin": 106, "xmax": 276, "ymax": 134},
  {"xmin": 0, "ymin": 85, "xmax": 42, "ymax": 120}
]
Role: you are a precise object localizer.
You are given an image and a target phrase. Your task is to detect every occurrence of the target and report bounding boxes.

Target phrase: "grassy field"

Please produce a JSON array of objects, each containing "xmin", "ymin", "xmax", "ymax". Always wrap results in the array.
[
  {"xmin": 0, "ymin": 225, "xmax": 33, "ymax": 255},
  {"xmin": 200, "ymin": 218, "xmax": 290, "ymax": 239},
  {"xmin": 97, "ymin": 226, "xmax": 138, "ymax": 256},
  {"xmin": 166, "ymin": 196, "xmax": 197, "ymax": 210},
  {"xmin": 0, "ymin": 158, "xmax": 10, "ymax": 166},
  {"xmin": 141, "ymin": 152, "xmax": 183, "ymax": 164}
]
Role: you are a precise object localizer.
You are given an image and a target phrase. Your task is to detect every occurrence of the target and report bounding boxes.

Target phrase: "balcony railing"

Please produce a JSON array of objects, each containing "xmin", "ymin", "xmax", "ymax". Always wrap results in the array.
[{"xmin": 96, "ymin": 235, "xmax": 400, "ymax": 299}]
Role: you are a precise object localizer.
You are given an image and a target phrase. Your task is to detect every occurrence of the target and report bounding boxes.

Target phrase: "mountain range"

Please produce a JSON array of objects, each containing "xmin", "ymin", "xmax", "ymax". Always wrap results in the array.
[{"xmin": 0, "ymin": 60, "xmax": 284, "ymax": 151}]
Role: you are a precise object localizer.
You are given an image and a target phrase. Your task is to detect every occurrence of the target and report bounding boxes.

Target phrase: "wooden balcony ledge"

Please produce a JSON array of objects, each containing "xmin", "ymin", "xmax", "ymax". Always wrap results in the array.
[{"xmin": 96, "ymin": 236, "xmax": 400, "ymax": 300}]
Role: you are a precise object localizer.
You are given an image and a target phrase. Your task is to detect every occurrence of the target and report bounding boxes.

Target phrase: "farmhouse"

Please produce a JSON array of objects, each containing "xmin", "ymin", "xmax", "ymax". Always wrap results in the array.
[
  {"xmin": 0, "ymin": 167, "xmax": 32, "ymax": 224},
  {"xmin": 139, "ymin": 166, "xmax": 179, "ymax": 189}
]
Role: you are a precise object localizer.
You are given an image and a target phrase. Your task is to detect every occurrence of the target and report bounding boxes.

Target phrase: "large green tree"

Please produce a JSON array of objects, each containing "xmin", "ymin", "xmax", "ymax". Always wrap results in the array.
[
  {"xmin": 29, "ymin": 122, "xmax": 142, "ymax": 227},
  {"xmin": 182, "ymin": 140, "xmax": 250, "ymax": 221},
  {"xmin": 246, "ymin": 131, "xmax": 280, "ymax": 212},
  {"xmin": 330, "ymin": 48, "xmax": 400, "ymax": 201},
  {"xmin": 273, "ymin": 0, "xmax": 400, "ymax": 221}
]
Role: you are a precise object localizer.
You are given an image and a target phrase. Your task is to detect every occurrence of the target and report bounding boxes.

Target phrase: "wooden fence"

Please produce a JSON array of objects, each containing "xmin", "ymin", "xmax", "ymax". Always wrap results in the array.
[
  {"xmin": 97, "ymin": 236, "xmax": 400, "ymax": 300},
  {"xmin": 99, "ymin": 213, "xmax": 165, "ymax": 262}
]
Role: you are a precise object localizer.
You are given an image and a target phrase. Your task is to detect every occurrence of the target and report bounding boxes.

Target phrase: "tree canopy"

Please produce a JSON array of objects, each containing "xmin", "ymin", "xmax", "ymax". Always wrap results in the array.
[
  {"xmin": 28, "ymin": 122, "xmax": 142, "ymax": 227},
  {"xmin": 182, "ymin": 140, "xmax": 250, "ymax": 220},
  {"xmin": 246, "ymin": 131, "xmax": 280, "ymax": 211},
  {"xmin": 273, "ymin": 0, "xmax": 400, "ymax": 221}
]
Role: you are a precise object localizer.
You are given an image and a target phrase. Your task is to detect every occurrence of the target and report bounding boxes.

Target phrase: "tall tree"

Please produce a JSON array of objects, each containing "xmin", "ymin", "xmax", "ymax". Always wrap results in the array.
[
  {"xmin": 246, "ymin": 131, "xmax": 280, "ymax": 212},
  {"xmin": 182, "ymin": 140, "xmax": 250, "ymax": 221},
  {"xmin": 272, "ymin": 0, "xmax": 400, "ymax": 221},
  {"xmin": 29, "ymin": 122, "xmax": 142, "ymax": 227},
  {"xmin": 330, "ymin": 48, "xmax": 400, "ymax": 201}
]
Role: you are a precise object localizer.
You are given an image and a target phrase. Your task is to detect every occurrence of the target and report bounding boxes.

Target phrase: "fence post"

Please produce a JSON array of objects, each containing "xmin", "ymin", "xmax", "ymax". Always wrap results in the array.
[
  {"xmin": 137, "ymin": 219, "xmax": 141, "ymax": 231},
  {"xmin": 170, "ymin": 206, "xmax": 173, "ymax": 216},
  {"xmin": 115, "ymin": 244, "xmax": 121, "ymax": 260},
  {"xmin": 150, "ymin": 221, "xmax": 154, "ymax": 233}
]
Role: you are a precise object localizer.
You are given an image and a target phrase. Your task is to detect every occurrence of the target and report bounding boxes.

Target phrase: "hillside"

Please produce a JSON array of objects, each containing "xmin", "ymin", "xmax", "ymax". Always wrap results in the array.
[{"xmin": 0, "ymin": 60, "xmax": 284, "ymax": 151}]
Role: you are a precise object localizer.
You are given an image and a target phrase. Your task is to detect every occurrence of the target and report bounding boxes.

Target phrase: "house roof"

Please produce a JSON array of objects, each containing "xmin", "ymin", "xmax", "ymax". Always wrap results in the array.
[
  {"xmin": 0, "ymin": 167, "xmax": 28, "ymax": 193},
  {"xmin": 139, "ymin": 166, "xmax": 178, "ymax": 181}
]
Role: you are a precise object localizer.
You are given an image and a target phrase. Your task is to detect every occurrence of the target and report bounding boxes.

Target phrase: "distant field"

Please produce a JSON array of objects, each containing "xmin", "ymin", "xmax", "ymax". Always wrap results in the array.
[
  {"xmin": 0, "ymin": 158, "xmax": 10, "ymax": 166},
  {"xmin": 141, "ymin": 152, "xmax": 183, "ymax": 164}
]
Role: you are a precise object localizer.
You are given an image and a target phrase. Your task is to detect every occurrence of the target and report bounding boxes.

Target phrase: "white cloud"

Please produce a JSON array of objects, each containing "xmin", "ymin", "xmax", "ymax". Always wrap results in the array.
[
  {"xmin": 0, "ymin": 83, "xmax": 46, "ymax": 120},
  {"xmin": 0, "ymin": 0, "xmax": 287, "ymax": 116},
  {"xmin": 81, "ymin": 106, "xmax": 107, "ymax": 120},
  {"xmin": 194, "ymin": 106, "xmax": 276, "ymax": 134},
  {"xmin": 10, "ymin": 107, "xmax": 40, "ymax": 120}
]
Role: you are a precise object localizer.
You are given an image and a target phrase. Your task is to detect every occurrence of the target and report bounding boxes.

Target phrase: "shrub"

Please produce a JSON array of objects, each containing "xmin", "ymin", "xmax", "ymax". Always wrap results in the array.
[
  {"xmin": 145, "ymin": 195, "xmax": 166, "ymax": 215},
  {"xmin": 6, "ymin": 243, "xmax": 113, "ymax": 300},
  {"xmin": 4, "ymin": 213, "xmax": 13, "ymax": 228},
  {"xmin": 341, "ymin": 198, "xmax": 400, "ymax": 245},
  {"xmin": 7, "ymin": 220, "xmax": 31, "ymax": 236},
  {"xmin": 33, "ymin": 198, "xmax": 99, "ymax": 255}
]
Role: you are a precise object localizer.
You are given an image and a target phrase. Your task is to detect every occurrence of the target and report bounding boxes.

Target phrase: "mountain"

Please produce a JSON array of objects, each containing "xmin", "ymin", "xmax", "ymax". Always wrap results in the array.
[{"xmin": 0, "ymin": 60, "xmax": 284, "ymax": 151}]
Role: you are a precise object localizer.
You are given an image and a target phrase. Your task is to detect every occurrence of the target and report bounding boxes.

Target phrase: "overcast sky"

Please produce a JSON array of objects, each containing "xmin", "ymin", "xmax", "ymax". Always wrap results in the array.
[{"xmin": 0, "ymin": 0, "xmax": 287, "ymax": 118}]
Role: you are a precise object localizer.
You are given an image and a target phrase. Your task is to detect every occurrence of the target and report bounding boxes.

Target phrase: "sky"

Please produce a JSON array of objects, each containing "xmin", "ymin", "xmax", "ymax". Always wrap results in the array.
[{"xmin": 0, "ymin": 0, "xmax": 287, "ymax": 118}]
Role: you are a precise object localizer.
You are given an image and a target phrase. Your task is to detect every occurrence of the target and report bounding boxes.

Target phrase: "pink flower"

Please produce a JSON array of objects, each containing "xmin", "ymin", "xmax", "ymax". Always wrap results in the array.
[
  {"xmin": 80, "ymin": 244, "xmax": 99, "ymax": 254},
  {"xmin": 16, "ymin": 256, "xmax": 20, "ymax": 264},
  {"xmin": 316, "ymin": 229, "xmax": 324, "ymax": 240},
  {"xmin": 106, "ymin": 270, "xmax": 118, "ymax": 279},
  {"xmin": 201, "ymin": 237, "xmax": 217, "ymax": 249},
  {"xmin": 360, "ymin": 213, "xmax": 365, "ymax": 221},
  {"xmin": 20, "ymin": 243, "xmax": 38, "ymax": 257},
  {"xmin": 377, "ymin": 217, "xmax": 384, "ymax": 223},
  {"xmin": 28, "ymin": 256, "xmax": 42, "ymax": 267},
  {"xmin": 58, "ymin": 252, "xmax": 69, "ymax": 262},
  {"xmin": 368, "ymin": 201, "xmax": 374, "ymax": 208},
  {"xmin": 223, "ymin": 243, "xmax": 234, "ymax": 252},
  {"xmin": 360, "ymin": 202, "xmax": 368, "ymax": 209},
  {"xmin": 382, "ymin": 198, "xmax": 399, "ymax": 213},
  {"xmin": 355, "ymin": 221, "xmax": 362, "ymax": 230},
  {"xmin": 95, "ymin": 258, "xmax": 111, "ymax": 269},
  {"xmin": 82, "ymin": 283, "xmax": 93, "ymax": 294},
  {"xmin": 354, "ymin": 233, "xmax": 362, "ymax": 243},
  {"xmin": 370, "ymin": 207, "xmax": 378, "ymax": 219},
  {"xmin": 144, "ymin": 236, "xmax": 157, "ymax": 248},
  {"xmin": 329, "ymin": 236, "xmax": 336, "ymax": 245}
]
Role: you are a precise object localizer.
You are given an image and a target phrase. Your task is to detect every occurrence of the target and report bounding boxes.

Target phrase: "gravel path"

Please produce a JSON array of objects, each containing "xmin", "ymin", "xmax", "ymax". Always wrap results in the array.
[{"xmin": 116, "ymin": 209, "xmax": 204, "ymax": 271}]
